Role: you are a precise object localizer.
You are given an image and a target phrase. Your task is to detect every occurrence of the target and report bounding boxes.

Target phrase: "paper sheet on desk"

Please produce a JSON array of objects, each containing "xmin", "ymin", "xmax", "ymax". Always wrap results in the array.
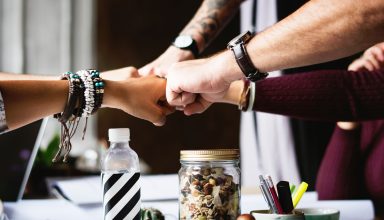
[
  {"xmin": 4, "ymin": 199, "xmax": 92, "ymax": 220},
  {"xmin": 52, "ymin": 174, "xmax": 179, "ymax": 205}
]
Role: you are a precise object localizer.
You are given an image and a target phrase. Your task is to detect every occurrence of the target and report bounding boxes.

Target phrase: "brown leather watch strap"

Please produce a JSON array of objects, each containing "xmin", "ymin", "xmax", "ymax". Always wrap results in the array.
[{"xmin": 232, "ymin": 43, "xmax": 268, "ymax": 81}]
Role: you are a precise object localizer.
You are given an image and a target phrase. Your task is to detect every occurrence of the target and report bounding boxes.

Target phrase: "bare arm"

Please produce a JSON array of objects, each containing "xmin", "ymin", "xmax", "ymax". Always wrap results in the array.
[
  {"xmin": 139, "ymin": 0, "xmax": 243, "ymax": 76},
  {"xmin": 246, "ymin": 0, "xmax": 384, "ymax": 73},
  {"xmin": 166, "ymin": 0, "xmax": 384, "ymax": 110},
  {"xmin": 0, "ymin": 69, "xmax": 173, "ymax": 131},
  {"xmin": 180, "ymin": 0, "xmax": 244, "ymax": 52}
]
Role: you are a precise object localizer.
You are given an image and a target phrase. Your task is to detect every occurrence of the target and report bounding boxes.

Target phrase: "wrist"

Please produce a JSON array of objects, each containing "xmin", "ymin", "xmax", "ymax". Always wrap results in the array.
[
  {"xmin": 168, "ymin": 46, "xmax": 195, "ymax": 61},
  {"xmin": 222, "ymin": 80, "xmax": 244, "ymax": 105},
  {"xmin": 214, "ymin": 50, "xmax": 245, "ymax": 83},
  {"xmin": 103, "ymin": 80, "xmax": 123, "ymax": 109}
]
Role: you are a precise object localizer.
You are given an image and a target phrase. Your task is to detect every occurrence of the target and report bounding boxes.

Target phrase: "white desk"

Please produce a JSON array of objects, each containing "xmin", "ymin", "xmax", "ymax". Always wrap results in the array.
[{"xmin": 4, "ymin": 193, "xmax": 374, "ymax": 220}]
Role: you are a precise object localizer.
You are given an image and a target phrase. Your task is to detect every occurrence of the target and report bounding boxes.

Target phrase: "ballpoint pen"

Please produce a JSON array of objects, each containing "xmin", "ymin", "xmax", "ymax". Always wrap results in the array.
[
  {"xmin": 259, "ymin": 183, "xmax": 273, "ymax": 211},
  {"xmin": 259, "ymin": 175, "xmax": 278, "ymax": 214},
  {"xmin": 265, "ymin": 175, "xmax": 283, "ymax": 214},
  {"xmin": 292, "ymin": 182, "xmax": 308, "ymax": 208},
  {"xmin": 277, "ymin": 180, "xmax": 294, "ymax": 214}
]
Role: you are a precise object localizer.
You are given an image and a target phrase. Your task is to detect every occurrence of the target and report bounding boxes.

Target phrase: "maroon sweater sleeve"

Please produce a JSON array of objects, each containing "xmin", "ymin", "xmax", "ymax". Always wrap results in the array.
[{"xmin": 253, "ymin": 70, "xmax": 384, "ymax": 121}]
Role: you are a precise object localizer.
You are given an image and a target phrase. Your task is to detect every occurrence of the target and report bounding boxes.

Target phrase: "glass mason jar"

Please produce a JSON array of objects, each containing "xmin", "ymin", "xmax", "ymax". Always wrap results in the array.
[{"xmin": 179, "ymin": 149, "xmax": 241, "ymax": 220}]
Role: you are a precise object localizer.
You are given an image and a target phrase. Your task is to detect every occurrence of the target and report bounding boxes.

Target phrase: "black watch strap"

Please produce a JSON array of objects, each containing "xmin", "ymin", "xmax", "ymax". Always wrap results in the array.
[{"xmin": 187, "ymin": 39, "xmax": 199, "ymax": 58}]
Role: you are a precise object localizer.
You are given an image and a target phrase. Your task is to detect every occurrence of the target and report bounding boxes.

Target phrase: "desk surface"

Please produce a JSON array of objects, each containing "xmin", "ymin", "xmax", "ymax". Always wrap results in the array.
[{"xmin": 3, "ymin": 192, "xmax": 374, "ymax": 220}]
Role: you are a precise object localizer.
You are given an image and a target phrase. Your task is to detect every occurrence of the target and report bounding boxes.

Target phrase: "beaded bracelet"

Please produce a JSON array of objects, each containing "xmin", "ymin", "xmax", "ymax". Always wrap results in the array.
[
  {"xmin": 77, "ymin": 70, "xmax": 95, "ymax": 117},
  {"xmin": 89, "ymin": 70, "xmax": 104, "ymax": 114},
  {"xmin": 76, "ymin": 69, "xmax": 104, "ymax": 116},
  {"xmin": 53, "ymin": 70, "xmax": 104, "ymax": 163}
]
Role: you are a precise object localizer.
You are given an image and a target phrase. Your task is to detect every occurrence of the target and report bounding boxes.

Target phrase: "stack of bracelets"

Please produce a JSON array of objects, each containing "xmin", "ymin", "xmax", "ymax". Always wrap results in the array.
[{"xmin": 53, "ymin": 69, "xmax": 104, "ymax": 162}]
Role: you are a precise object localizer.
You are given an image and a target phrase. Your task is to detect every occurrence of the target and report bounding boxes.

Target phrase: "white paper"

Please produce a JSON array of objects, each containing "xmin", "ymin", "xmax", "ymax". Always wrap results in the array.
[
  {"xmin": 52, "ymin": 174, "xmax": 179, "ymax": 205},
  {"xmin": 4, "ymin": 199, "xmax": 92, "ymax": 220}
]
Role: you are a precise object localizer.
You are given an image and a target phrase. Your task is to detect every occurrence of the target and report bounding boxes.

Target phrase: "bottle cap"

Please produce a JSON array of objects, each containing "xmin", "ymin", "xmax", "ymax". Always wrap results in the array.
[{"xmin": 108, "ymin": 128, "xmax": 130, "ymax": 142}]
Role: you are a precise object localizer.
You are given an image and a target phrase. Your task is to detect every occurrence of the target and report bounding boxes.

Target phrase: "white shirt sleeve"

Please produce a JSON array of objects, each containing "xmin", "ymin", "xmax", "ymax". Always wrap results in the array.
[{"xmin": 0, "ymin": 90, "xmax": 8, "ymax": 134}]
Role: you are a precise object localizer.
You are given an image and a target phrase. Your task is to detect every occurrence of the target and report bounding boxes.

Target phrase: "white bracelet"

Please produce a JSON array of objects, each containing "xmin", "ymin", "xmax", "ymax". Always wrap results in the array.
[
  {"xmin": 246, "ymin": 82, "xmax": 255, "ymax": 112},
  {"xmin": 78, "ymin": 70, "xmax": 95, "ymax": 117}
]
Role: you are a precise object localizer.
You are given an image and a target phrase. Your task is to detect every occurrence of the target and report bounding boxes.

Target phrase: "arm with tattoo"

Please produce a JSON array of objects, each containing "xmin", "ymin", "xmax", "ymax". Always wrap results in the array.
[
  {"xmin": 138, "ymin": 0, "xmax": 244, "ymax": 77},
  {"xmin": 180, "ymin": 0, "xmax": 244, "ymax": 52}
]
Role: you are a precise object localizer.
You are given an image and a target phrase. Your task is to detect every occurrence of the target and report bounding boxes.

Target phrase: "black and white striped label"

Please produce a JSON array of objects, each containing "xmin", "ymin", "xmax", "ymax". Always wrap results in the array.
[{"xmin": 102, "ymin": 172, "xmax": 141, "ymax": 220}]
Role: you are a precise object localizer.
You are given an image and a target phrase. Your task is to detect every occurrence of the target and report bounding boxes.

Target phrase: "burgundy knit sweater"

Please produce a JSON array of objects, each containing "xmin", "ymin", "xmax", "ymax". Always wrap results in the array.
[
  {"xmin": 253, "ymin": 70, "xmax": 384, "ymax": 216},
  {"xmin": 253, "ymin": 70, "xmax": 384, "ymax": 121}
]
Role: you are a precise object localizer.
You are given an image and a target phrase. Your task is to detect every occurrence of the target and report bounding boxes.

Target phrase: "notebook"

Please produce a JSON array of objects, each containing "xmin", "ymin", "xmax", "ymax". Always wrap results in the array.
[{"xmin": 0, "ymin": 117, "xmax": 48, "ymax": 201}]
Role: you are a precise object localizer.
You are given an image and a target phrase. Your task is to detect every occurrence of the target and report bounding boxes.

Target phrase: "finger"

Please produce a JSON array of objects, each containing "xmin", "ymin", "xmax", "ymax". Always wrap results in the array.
[
  {"xmin": 166, "ymin": 86, "xmax": 183, "ymax": 106},
  {"xmin": 181, "ymin": 92, "xmax": 196, "ymax": 105},
  {"xmin": 153, "ymin": 67, "xmax": 167, "ymax": 78},
  {"xmin": 365, "ymin": 52, "xmax": 381, "ymax": 70},
  {"xmin": 129, "ymin": 69, "xmax": 140, "ymax": 78},
  {"xmin": 138, "ymin": 65, "xmax": 154, "ymax": 76},
  {"xmin": 183, "ymin": 96, "xmax": 212, "ymax": 116},
  {"xmin": 164, "ymin": 105, "xmax": 176, "ymax": 115},
  {"xmin": 370, "ymin": 46, "xmax": 384, "ymax": 62},
  {"xmin": 157, "ymin": 99, "xmax": 176, "ymax": 115},
  {"xmin": 363, "ymin": 59, "xmax": 375, "ymax": 71},
  {"xmin": 176, "ymin": 106, "xmax": 185, "ymax": 111},
  {"xmin": 348, "ymin": 59, "xmax": 365, "ymax": 71},
  {"xmin": 150, "ymin": 107, "xmax": 167, "ymax": 126}
]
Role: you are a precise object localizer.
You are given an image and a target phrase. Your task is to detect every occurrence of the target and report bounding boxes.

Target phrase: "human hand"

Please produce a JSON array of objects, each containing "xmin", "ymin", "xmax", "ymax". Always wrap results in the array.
[
  {"xmin": 166, "ymin": 55, "xmax": 234, "ymax": 114},
  {"xmin": 184, "ymin": 80, "xmax": 245, "ymax": 115},
  {"xmin": 139, "ymin": 46, "xmax": 195, "ymax": 77},
  {"xmin": 337, "ymin": 42, "xmax": 384, "ymax": 129},
  {"xmin": 103, "ymin": 72, "xmax": 174, "ymax": 126},
  {"xmin": 348, "ymin": 42, "xmax": 384, "ymax": 71}
]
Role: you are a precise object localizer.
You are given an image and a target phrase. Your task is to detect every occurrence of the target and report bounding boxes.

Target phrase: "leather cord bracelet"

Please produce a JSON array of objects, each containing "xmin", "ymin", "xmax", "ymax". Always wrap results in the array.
[
  {"xmin": 54, "ymin": 72, "xmax": 83, "ymax": 123},
  {"xmin": 53, "ymin": 70, "xmax": 104, "ymax": 163},
  {"xmin": 239, "ymin": 79, "xmax": 251, "ymax": 111}
]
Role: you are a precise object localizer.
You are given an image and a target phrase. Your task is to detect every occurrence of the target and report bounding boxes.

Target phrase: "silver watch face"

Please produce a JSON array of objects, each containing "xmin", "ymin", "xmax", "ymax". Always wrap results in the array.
[
  {"xmin": 174, "ymin": 35, "xmax": 193, "ymax": 48},
  {"xmin": 227, "ymin": 31, "xmax": 252, "ymax": 48}
]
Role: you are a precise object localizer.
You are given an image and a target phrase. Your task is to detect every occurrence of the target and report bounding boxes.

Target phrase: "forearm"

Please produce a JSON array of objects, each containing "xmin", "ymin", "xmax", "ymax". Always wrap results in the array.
[
  {"xmin": 248, "ymin": 0, "xmax": 384, "ymax": 72},
  {"xmin": 213, "ymin": 0, "xmax": 384, "ymax": 82},
  {"xmin": 180, "ymin": 0, "xmax": 243, "ymax": 52},
  {"xmin": 0, "ymin": 80, "xmax": 68, "ymax": 130},
  {"xmin": 0, "ymin": 72, "xmax": 57, "ymax": 80}
]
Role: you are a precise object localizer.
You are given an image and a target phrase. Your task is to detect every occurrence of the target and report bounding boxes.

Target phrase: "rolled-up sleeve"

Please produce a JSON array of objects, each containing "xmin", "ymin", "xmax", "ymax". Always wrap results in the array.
[{"xmin": 0, "ymin": 90, "xmax": 8, "ymax": 134}]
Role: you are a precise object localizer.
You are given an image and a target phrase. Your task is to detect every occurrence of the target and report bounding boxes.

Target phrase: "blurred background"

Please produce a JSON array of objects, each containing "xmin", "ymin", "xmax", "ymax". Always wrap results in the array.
[
  {"xmin": 0, "ymin": 0, "xmax": 240, "ymax": 198},
  {"xmin": 0, "ymin": 0, "xmax": 360, "ymax": 199}
]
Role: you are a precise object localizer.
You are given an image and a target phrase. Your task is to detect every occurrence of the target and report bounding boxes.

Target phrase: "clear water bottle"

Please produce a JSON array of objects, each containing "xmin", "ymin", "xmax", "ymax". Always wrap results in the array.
[{"xmin": 101, "ymin": 128, "xmax": 141, "ymax": 220}]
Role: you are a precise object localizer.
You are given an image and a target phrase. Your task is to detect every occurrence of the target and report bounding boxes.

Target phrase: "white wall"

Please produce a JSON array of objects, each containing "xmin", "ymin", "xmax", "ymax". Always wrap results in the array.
[{"xmin": 0, "ymin": 0, "xmax": 98, "ymax": 156}]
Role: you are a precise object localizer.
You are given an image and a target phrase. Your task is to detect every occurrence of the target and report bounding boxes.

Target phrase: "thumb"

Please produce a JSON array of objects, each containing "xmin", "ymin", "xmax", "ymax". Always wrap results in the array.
[{"xmin": 138, "ymin": 65, "xmax": 153, "ymax": 76}]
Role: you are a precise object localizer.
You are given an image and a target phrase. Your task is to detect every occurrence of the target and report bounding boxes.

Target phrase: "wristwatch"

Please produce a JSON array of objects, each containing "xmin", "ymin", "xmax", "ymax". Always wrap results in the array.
[
  {"xmin": 227, "ymin": 31, "xmax": 268, "ymax": 82},
  {"xmin": 172, "ymin": 35, "xmax": 199, "ymax": 58}
]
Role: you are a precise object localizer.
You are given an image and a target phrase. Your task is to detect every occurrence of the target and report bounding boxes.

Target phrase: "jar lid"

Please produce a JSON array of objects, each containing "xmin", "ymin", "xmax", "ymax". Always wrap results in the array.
[{"xmin": 180, "ymin": 149, "xmax": 239, "ymax": 161}]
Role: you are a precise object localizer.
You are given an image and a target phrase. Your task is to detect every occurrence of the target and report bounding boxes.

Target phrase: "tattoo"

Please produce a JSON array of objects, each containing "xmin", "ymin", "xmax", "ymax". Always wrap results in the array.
[
  {"xmin": 183, "ymin": 0, "xmax": 243, "ymax": 47},
  {"xmin": 198, "ymin": 12, "xmax": 219, "ymax": 43}
]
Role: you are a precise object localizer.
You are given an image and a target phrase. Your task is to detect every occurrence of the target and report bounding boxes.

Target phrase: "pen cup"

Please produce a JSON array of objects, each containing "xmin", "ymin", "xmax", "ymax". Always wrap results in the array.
[
  {"xmin": 250, "ymin": 210, "xmax": 305, "ymax": 220},
  {"xmin": 296, "ymin": 208, "xmax": 340, "ymax": 220},
  {"xmin": 250, "ymin": 208, "xmax": 340, "ymax": 220}
]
